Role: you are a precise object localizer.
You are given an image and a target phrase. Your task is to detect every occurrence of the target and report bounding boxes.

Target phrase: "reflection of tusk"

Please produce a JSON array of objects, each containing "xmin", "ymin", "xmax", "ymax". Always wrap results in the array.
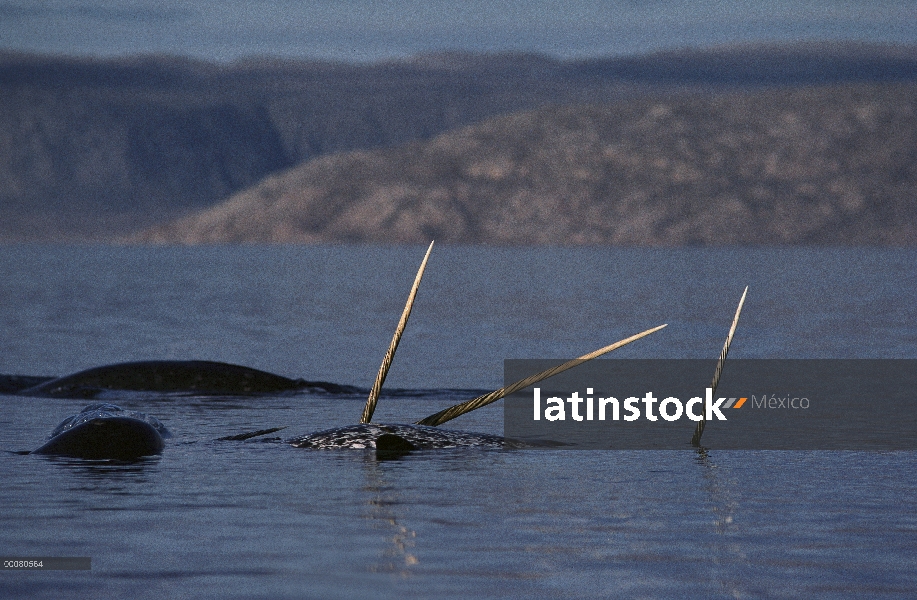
[
  {"xmin": 691, "ymin": 286, "xmax": 748, "ymax": 447},
  {"xmin": 360, "ymin": 241, "xmax": 435, "ymax": 424},
  {"xmin": 416, "ymin": 324, "xmax": 668, "ymax": 427}
]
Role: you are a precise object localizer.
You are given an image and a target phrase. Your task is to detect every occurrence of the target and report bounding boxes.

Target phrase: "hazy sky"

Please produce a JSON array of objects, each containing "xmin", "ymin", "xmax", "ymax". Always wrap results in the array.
[{"xmin": 1, "ymin": 0, "xmax": 915, "ymax": 62}]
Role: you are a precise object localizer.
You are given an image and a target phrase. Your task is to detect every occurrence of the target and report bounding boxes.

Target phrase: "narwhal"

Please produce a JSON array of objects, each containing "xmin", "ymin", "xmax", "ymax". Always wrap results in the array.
[
  {"xmin": 12, "ymin": 365, "xmax": 352, "ymax": 460},
  {"xmin": 280, "ymin": 245, "xmax": 747, "ymax": 456},
  {"xmin": 231, "ymin": 242, "xmax": 671, "ymax": 458},
  {"xmin": 29, "ymin": 402, "xmax": 172, "ymax": 460},
  {"xmin": 24, "ymin": 244, "xmax": 742, "ymax": 460},
  {"xmin": 5, "ymin": 361, "xmax": 357, "ymax": 399}
]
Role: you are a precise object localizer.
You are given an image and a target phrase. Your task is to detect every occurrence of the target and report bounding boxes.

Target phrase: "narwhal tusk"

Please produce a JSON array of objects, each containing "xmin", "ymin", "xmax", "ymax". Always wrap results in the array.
[
  {"xmin": 360, "ymin": 241, "xmax": 435, "ymax": 424},
  {"xmin": 415, "ymin": 324, "xmax": 668, "ymax": 427},
  {"xmin": 691, "ymin": 286, "xmax": 748, "ymax": 447}
]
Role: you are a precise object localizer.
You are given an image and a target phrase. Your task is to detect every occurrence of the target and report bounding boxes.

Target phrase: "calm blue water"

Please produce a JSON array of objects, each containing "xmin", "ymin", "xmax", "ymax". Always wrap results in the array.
[
  {"xmin": 1, "ymin": 0, "xmax": 915, "ymax": 62},
  {"xmin": 1, "ymin": 245, "xmax": 916, "ymax": 598}
]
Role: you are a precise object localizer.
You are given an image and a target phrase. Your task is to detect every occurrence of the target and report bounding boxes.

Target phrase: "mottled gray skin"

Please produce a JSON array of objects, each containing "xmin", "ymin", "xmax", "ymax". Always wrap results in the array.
[
  {"xmin": 12, "ymin": 360, "xmax": 357, "ymax": 398},
  {"xmin": 32, "ymin": 403, "xmax": 171, "ymax": 460},
  {"xmin": 219, "ymin": 422, "xmax": 523, "ymax": 459},
  {"xmin": 289, "ymin": 423, "xmax": 522, "ymax": 453}
]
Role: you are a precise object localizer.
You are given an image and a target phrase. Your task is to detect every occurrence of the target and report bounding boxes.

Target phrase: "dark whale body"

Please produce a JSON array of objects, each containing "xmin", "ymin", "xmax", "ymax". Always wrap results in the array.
[
  {"xmin": 12, "ymin": 360, "xmax": 357, "ymax": 398},
  {"xmin": 32, "ymin": 403, "xmax": 171, "ymax": 460},
  {"xmin": 0, "ymin": 375, "xmax": 53, "ymax": 395},
  {"xmin": 289, "ymin": 423, "xmax": 521, "ymax": 459},
  {"xmin": 280, "ymin": 422, "xmax": 571, "ymax": 458}
]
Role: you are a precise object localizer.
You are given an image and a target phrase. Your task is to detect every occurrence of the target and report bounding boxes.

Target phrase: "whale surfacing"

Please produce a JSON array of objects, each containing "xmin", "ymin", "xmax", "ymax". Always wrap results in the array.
[
  {"xmin": 289, "ymin": 423, "xmax": 512, "ymax": 450},
  {"xmin": 16, "ymin": 360, "xmax": 356, "ymax": 398},
  {"xmin": 279, "ymin": 243, "xmax": 667, "ymax": 457},
  {"xmin": 32, "ymin": 403, "xmax": 171, "ymax": 460}
]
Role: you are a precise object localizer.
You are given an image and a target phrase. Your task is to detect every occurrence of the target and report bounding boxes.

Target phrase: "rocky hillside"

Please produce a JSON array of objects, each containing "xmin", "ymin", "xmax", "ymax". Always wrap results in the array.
[
  {"xmin": 0, "ymin": 53, "xmax": 562, "ymax": 240},
  {"xmin": 2, "ymin": 43, "xmax": 916, "ymax": 241},
  {"xmin": 133, "ymin": 83, "xmax": 917, "ymax": 246}
]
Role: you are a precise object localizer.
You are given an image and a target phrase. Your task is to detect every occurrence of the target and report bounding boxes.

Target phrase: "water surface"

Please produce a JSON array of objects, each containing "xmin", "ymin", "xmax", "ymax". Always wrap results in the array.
[{"xmin": 1, "ymin": 245, "xmax": 915, "ymax": 598}]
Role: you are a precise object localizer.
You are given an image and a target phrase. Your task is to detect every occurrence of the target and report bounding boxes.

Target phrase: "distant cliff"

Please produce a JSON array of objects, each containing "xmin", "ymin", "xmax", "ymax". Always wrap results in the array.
[
  {"xmin": 133, "ymin": 83, "xmax": 917, "ymax": 245},
  {"xmin": 0, "ymin": 53, "xmax": 562, "ymax": 240},
  {"xmin": 2, "ymin": 43, "xmax": 916, "ymax": 241}
]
